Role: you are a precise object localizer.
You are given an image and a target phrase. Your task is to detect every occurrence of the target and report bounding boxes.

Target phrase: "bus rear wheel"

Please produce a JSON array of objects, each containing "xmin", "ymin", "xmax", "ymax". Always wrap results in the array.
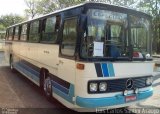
[{"xmin": 43, "ymin": 77, "xmax": 52, "ymax": 99}]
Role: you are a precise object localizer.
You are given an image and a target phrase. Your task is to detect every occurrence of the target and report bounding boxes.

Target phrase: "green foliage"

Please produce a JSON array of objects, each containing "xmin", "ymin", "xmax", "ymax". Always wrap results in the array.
[
  {"xmin": 36, "ymin": 0, "xmax": 57, "ymax": 15},
  {"xmin": 0, "ymin": 24, "xmax": 5, "ymax": 31},
  {"xmin": 136, "ymin": 0, "xmax": 160, "ymax": 53},
  {"xmin": 24, "ymin": 0, "xmax": 39, "ymax": 19},
  {"xmin": 24, "ymin": 0, "xmax": 86, "ymax": 18},
  {"xmin": 0, "ymin": 14, "xmax": 25, "ymax": 31},
  {"xmin": 108, "ymin": 0, "xmax": 136, "ymax": 6}
]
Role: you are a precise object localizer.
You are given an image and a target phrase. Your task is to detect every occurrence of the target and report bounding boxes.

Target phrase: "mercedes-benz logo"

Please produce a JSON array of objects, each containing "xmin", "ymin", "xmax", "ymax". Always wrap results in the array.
[{"xmin": 126, "ymin": 79, "xmax": 133, "ymax": 90}]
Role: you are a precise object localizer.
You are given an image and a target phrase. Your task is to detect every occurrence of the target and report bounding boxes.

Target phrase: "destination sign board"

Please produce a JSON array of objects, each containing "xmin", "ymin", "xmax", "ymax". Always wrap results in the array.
[{"xmin": 88, "ymin": 9, "xmax": 127, "ymax": 22}]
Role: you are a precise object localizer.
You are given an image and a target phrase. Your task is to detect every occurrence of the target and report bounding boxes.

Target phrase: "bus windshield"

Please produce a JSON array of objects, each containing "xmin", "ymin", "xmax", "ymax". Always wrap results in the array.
[
  {"xmin": 81, "ymin": 9, "xmax": 151, "ymax": 60},
  {"xmin": 130, "ymin": 15, "xmax": 151, "ymax": 59}
]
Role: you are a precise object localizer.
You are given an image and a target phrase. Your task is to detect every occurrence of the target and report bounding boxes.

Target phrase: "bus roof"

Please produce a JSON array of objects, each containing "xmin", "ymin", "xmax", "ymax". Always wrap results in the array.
[
  {"xmin": 7, "ymin": 3, "xmax": 85, "ymax": 28},
  {"xmin": 7, "ymin": 2, "xmax": 151, "ymax": 28}
]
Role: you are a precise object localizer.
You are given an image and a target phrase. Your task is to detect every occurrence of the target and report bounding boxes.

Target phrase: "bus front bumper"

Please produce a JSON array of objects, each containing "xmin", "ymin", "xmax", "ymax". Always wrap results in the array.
[{"xmin": 76, "ymin": 89, "xmax": 153, "ymax": 108}]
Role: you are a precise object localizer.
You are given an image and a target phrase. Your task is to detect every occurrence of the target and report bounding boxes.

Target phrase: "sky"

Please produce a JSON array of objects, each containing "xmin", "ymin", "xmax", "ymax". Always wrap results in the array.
[{"xmin": 0, "ymin": 0, "xmax": 27, "ymax": 16}]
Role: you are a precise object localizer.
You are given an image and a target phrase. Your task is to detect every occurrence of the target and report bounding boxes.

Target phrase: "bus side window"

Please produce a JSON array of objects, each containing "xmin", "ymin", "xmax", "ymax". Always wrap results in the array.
[
  {"xmin": 61, "ymin": 17, "xmax": 77, "ymax": 56},
  {"xmin": 5, "ymin": 30, "xmax": 9, "ymax": 40},
  {"xmin": 8, "ymin": 28, "xmax": 13, "ymax": 40},
  {"xmin": 29, "ymin": 21, "xmax": 40, "ymax": 42},
  {"xmin": 41, "ymin": 15, "xmax": 60, "ymax": 43},
  {"xmin": 13, "ymin": 26, "xmax": 19, "ymax": 41},
  {"xmin": 20, "ymin": 24, "xmax": 28, "ymax": 41}
]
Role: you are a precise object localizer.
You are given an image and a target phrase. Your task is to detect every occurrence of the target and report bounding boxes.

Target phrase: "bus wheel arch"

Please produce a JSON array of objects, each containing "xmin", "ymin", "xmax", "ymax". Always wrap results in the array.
[{"xmin": 40, "ymin": 68, "xmax": 52, "ymax": 99}]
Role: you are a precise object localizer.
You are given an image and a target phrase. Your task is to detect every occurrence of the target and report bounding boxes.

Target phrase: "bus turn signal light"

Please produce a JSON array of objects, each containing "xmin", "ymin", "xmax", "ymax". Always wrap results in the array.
[{"xmin": 76, "ymin": 63, "xmax": 85, "ymax": 70}]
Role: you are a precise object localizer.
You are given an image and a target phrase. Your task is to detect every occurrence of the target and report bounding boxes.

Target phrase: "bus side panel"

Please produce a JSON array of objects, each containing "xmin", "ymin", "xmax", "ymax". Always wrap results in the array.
[
  {"xmin": 13, "ymin": 42, "xmax": 59, "ymax": 77},
  {"xmin": 26, "ymin": 43, "xmax": 38, "ymax": 60},
  {"xmin": 37, "ymin": 43, "xmax": 59, "ymax": 76},
  {"xmin": 4, "ymin": 41, "xmax": 12, "ymax": 63},
  {"xmin": 11, "ymin": 42, "xmax": 59, "ymax": 85},
  {"xmin": 19, "ymin": 42, "xmax": 28, "ymax": 57},
  {"xmin": 12, "ymin": 42, "xmax": 21, "ymax": 55},
  {"xmin": 11, "ymin": 42, "xmax": 77, "ymax": 108},
  {"xmin": 51, "ymin": 58, "xmax": 76, "ymax": 105}
]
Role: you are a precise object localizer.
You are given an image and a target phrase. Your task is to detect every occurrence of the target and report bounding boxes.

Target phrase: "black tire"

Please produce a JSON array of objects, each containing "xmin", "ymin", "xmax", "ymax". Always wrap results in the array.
[{"xmin": 43, "ymin": 76, "xmax": 52, "ymax": 99}]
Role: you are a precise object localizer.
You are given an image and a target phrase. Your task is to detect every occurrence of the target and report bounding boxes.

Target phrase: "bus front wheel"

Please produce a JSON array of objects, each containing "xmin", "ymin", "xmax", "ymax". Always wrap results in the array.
[{"xmin": 43, "ymin": 76, "xmax": 52, "ymax": 99}]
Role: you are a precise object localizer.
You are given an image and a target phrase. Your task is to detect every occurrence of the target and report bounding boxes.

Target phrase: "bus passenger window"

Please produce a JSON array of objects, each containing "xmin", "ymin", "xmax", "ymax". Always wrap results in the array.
[
  {"xmin": 41, "ymin": 16, "xmax": 60, "ymax": 43},
  {"xmin": 55, "ymin": 16, "xmax": 60, "ymax": 32},
  {"xmin": 5, "ymin": 30, "xmax": 9, "ymax": 40},
  {"xmin": 8, "ymin": 28, "xmax": 14, "ymax": 40},
  {"xmin": 29, "ymin": 21, "xmax": 40, "ymax": 42},
  {"xmin": 20, "ymin": 24, "xmax": 27, "ymax": 41},
  {"xmin": 61, "ymin": 18, "xmax": 77, "ymax": 56},
  {"xmin": 13, "ymin": 26, "xmax": 19, "ymax": 41}
]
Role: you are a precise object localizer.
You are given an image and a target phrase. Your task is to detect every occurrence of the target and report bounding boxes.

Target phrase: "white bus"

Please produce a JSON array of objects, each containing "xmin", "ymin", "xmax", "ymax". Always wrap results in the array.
[{"xmin": 5, "ymin": 2, "xmax": 154, "ymax": 112}]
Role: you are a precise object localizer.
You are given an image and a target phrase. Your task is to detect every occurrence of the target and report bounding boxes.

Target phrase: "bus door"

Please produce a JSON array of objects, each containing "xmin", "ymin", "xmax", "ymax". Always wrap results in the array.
[{"xmin": 58, "ymin": 17, "xmax": 78, "ymax": 86}]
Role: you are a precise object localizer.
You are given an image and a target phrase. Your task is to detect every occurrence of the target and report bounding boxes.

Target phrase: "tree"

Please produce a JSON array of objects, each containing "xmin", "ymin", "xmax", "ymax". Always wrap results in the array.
[
  {"xmin": 24, "ymin": 0, "xmax": 39, "ymax": 19},
  {"xmin": 136, "ymin": 0, "xmax": 160, "ymax": 53},
  {"xmin": 108, "ymin": 0, "xmax": 136, "ymax": 6},
  {"xmin": 36, "ymin": 0, "xmax": 57, "ymax": 15},
  {"xmin": 0, "ymin": 24, "xmax": 5, "ymax": 31},
  {"xmin": 0, "ymin": 14, "xmax": 25, "ymax": 29},
  {"xmin": 56, "ymin": 0, "xmax": 86, "ymax": 8},
  {"xmin": 24, "ymin": 0, "xmax": 86, "ymax": 17}
]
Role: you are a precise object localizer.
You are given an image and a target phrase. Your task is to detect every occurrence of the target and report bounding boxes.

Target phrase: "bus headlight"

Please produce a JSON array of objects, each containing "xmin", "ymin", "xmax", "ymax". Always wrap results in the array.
[
  {"xmin": 146, "ymin": 77, "xmax": 153, "ymax": 85},
  {"xmin": 99, "ymin": 82, "xmax": 107, "ymax": 92},
  {"xmin": 89, "ymin": 83, "xmax": 98, "ymax": 92}
]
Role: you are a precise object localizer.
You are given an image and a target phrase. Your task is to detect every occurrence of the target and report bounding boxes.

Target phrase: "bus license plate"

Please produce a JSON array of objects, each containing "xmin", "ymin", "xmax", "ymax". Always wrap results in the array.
[{"xmin": 125, "ymin": 95, "xmax": 136, "ymax": 102}]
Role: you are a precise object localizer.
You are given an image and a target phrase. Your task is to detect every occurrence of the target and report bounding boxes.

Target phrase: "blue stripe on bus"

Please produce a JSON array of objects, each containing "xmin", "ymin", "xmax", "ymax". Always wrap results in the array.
[
  {"xmin": 95, "ymin": 63, "xmax": 103, "ymax": 77},
  {"xmin": 52, "ymin": 81, "xmax": 69, "ymax": 95},
  {"xmin": 52, "ymin": 84, "xmax": 74, "ymax": 104},
  {"xmin": 18, "ymin": 62, "xmax": 40, "ymax": 77},
  {"xmin": 14, "ymin": 63, "xmax": 40, "ymax": 83},
  {"xmin": 49, "ymin": 73, "xmax": 70, "ymax": 89},
  {"xmin": 108, "ymin": 63, "xmax": 115, "ymax": 77},
  {"xmin": 20, "ymin": 60, "xmax": 40, "ymax": 74},
  {"xmin": 101, "ymin": 63, "xmax": 109, "ymax": 77},
  {"xmin": 76, "ymin": 88, "xmax": 153, "ymax": 108}
]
